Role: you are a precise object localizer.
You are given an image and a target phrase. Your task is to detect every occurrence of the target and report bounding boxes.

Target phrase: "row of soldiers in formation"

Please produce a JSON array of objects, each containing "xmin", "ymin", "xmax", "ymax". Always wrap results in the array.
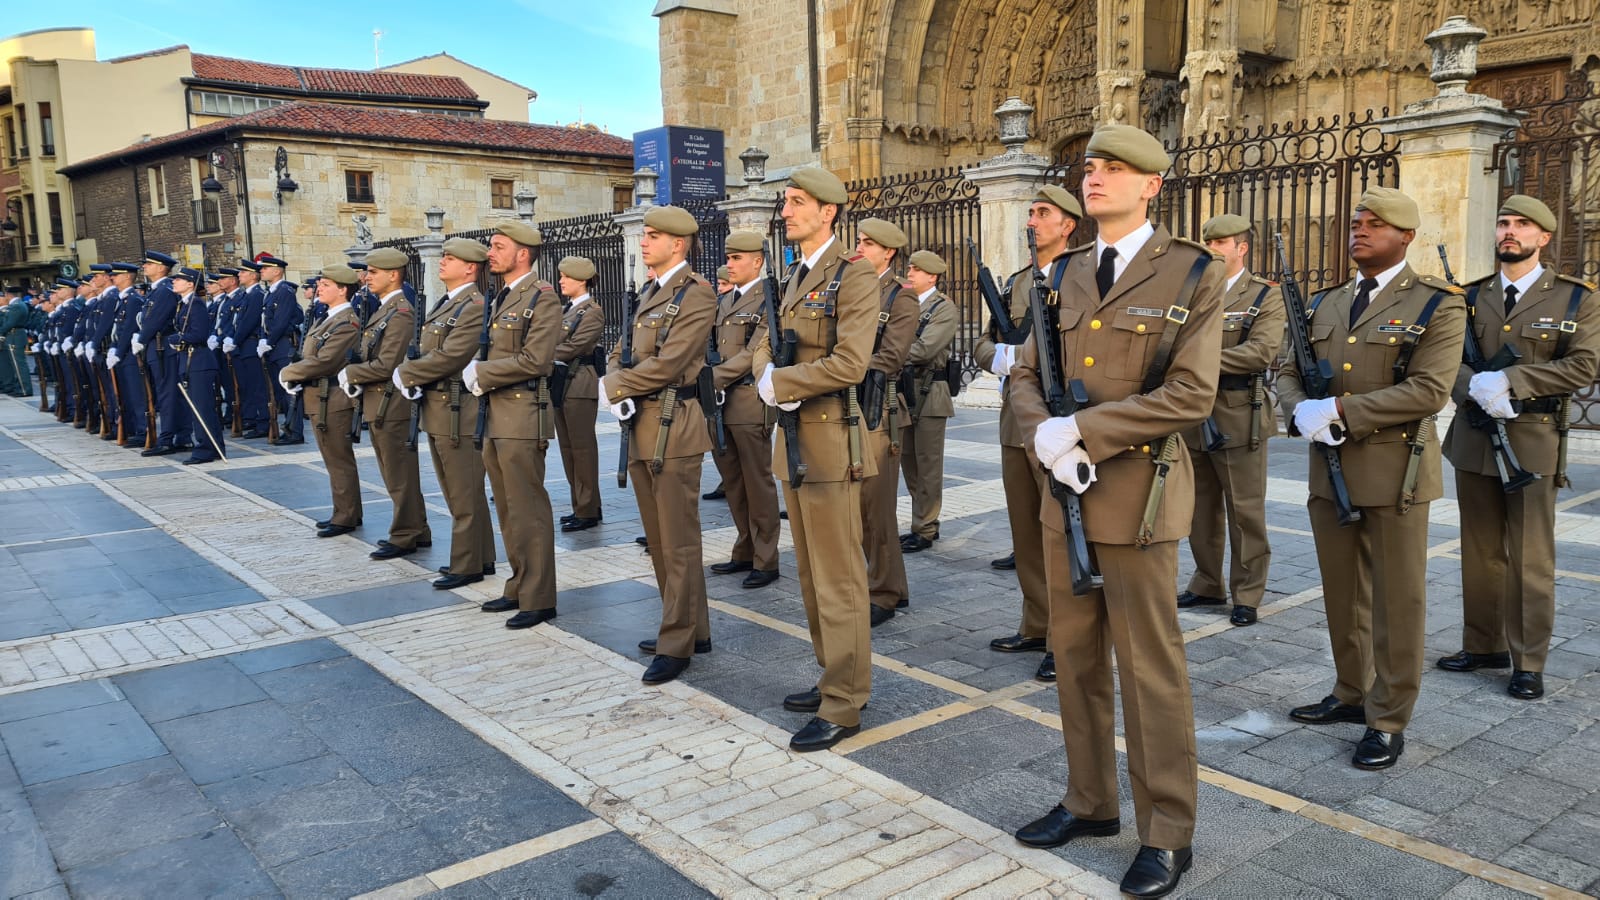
[{"xmin": 7, "ymin": 122, "xmax": 1596, "ymax": 899}]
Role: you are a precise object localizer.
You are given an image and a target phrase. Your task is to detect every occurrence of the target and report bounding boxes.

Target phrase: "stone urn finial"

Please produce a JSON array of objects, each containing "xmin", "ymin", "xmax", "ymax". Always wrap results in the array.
[
  {"xmin": 739, "ymin": 147, "xmax": 769, "ymax": 189},
  {"xmin": 633, "ymin": 167, "xmax": 659, "ymax": 208},
  {"xmin": 993, "ymin": 97, "xmax": 1035, "ymax": 156},
  {"xmin": 1425, "ymin": 16, "xmax": 1488, "ymax": 97}
]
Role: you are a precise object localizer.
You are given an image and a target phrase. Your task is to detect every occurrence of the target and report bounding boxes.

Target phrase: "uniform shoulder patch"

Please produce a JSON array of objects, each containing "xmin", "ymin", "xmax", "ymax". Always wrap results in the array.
[
  {"xmin": 1064, "ymin": 244, "xmax": 1094, "ymax": 256},
  {"xmin": 1556, "ymin": 273, "xmax": 1598, "ymax": 292},
  {"xmin": 1168, "ymin": 236, "xmax": 1215, "ymax": 257},
  {"xmin": 1249, "ymin": 274, "xmax": 1278, "ymax": 287},
  {"xmin": 1416, "ymin": 273, "xmax": 1464, "ymax": 294}
]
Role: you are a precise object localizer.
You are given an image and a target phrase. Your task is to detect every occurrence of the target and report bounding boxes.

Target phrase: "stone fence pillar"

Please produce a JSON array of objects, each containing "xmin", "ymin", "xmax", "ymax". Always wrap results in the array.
[
  {"xmin": 614, "ymin": 167, "xmax": 658, "ymax": 285},
  {"xmin": 963, "ymin": 98, "xmax": 1052, "ymax": 280},
  {"xmin": 414, "ymin": 206, "xmax": 446, "ymax": 303},
  {"xmin": 718, "ymin": 146, "xmax": 780, "ymax": 235}
]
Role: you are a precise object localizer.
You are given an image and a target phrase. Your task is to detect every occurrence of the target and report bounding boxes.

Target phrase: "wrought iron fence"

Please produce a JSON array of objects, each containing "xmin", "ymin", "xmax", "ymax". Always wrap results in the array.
[{"xmin": 536, "ymin": 212, "xmax": 629, "ymax": 349}]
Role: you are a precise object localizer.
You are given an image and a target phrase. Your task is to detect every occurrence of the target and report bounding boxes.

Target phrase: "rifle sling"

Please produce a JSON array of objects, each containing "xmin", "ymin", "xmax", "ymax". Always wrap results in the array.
[{"xmin": 1139, "ymin": 254, "xmax": 1212, "ymax": 395}]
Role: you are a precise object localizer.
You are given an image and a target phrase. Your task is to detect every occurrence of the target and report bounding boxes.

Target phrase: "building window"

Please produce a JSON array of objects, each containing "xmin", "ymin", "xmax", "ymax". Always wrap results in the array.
[
  {"xmin": 24, "ymin": 194, "xmax": 38, "ymax": 246},
  {"xmin": 148, "ymin": 165, "xmax": 167, "ymax": 215},
  {"xmin": 16, "ymin": 107, "xmax": 28, "ymax": 158},
  {"xmin": 613, "ymin": 184, "xmax": 632, "ymax": 214},
  {"xmin": 3, "ymin": 116, "xmax": 16, "ymax": 165},
  {"xmin": 38, "ymin": 103, "xmax": 54, "ymax": 156},
  {"xmin": 345, "ymin": 169, "xmax": 375, "ymax": 205},
  {"xmin": 191, "ymin": 91, "xmax": 287, "ymax": 117},
  {"xmin": 490, "ymin": 178, "xmax": 514, "ymax": 210},
  {"xmin": 46, "ymin": 193, "xmax": 63, "ymax": 245},
  {"xmin": 190, "ymin": 157, "xmax": 221, "ymax": 235}
]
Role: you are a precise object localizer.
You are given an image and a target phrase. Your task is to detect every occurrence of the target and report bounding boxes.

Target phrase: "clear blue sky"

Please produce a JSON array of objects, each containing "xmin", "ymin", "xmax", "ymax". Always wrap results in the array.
[{"xmin": 7, "ymin": 0, "xmax": 663, "ymax": 138}]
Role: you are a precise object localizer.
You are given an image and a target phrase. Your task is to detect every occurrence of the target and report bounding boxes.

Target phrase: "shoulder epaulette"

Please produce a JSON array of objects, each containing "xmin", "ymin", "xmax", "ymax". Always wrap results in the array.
[
  {"xmin": 1249, "ymin": 274, "xmax": 1276, "ymax": 287},
  {"xmin": 1416, "ymin": 273, "xmax": 1463, "ymax": 294},
  {"xmin": 846, "ymin": 252, "xmax": 867, "ymax": 263},
  {"xmin": 1555, "ymin": 273, "xmax": 1598, "ymax": 292},
  {"xmin": 1465, "ymin": 273, "xmax": 1496, "ymax": 287},
  {"xmin": 1168, "ymin": 236, "xmax": 1214, "ymax": 256},
  {"xmin": 1065, "ymin": 244, "xmax": 1093, "ymax": 256}
]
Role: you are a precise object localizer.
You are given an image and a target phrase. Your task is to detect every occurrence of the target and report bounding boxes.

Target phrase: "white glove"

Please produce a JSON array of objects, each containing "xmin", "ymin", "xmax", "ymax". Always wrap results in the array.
[
  {"xmin": 337, "ymin": 368, "xmax": 351, "ymax": 391},
  {"xmin": 1468, "ymin": 371, "xmax": 1512, "ymax": 408},
  {"xmin": 256, "ymin": 339, "xmax": 271, "ymax": 357},
  {"xmin": 1032, "ymin": 415, "xmax": 1081, "ymax": 468},
  {"xmin": 86, "ymin": 342, "xmax": 97, "ymax": 354},
  {"xmin": 1480, "ymin": 393, "xmax": 1518, "ymax": 420},
  {"xmin": 222, "ymin": 337, "xmax": 236, "ymax": 354},
  {"xmin": 606, "ymin": 397, "xmax": 637, "ymax": 421},
  {"xmin": 1309, "ymin": 423, "xmax": 1346, "ymax": 446},
  {"xmin": 73, "ymin": 345, "xmax": 84, "ymax": 358},
  {"xmin": 85, "ymin": 346, "xmax": 96, "ymax": 363},
  {"xmin": 462, "ymin": 359, "xmax": 480, "ymax": 395},
  {"xmin": 990, "ymin": 343, "xmax": 1014, "ymax": 377},
  {"xmin": 757, "ymin": 363, "xmax": 778, "ymax": 406},
  {"xmin": 392, "ymin": 368, "xmax": 424, "ymax": 400},
  {"xmin": 279, "ymin": 374, "xmax": 303, "ymax": 395},
  {"xmin": 778, "ymin": 399, "xmax": 800, "ymax": 411},
  {"xmin": 130, "ymin": 339, "xmax": 143, "ymax": 355},
  {"xmin": 341, "ymin": 381, "xmax": 364, "ymax": 399},
  {"xmin": 206, "ymin": 335, "xmax": 219, "ymax": 351},
  {"xmin": 63, "ymin": 337, "xmax": 75, "ymax": 351},
  {"xmin": 48, "ymin": 342, "xmax": 59, "ymax": 355},
  {"xmin": 106, "ymin": 351, "xmax": 119, "ymax": 370},
  {"xmin": 1050, "ymin": 445, "xmax": 1097, "ymax": 494},
  {"xmin": 1292, "ymin": 397, "xmax": 1343, "ymax": 441}
]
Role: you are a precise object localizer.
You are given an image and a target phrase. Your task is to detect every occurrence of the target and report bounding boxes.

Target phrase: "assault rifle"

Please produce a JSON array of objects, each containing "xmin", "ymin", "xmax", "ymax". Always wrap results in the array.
[
  {"xmin": 969, "ymin": 237, "xmax": 1026, "ymax": 344},
  {"xmin": 473, "ymin": 282, "xmax": 497, "ymax": 451},
  {"xmin": 763, "ymin": 241, "xmax": 806, "ymax": 488},
  {"xmin": 616, "ymin": 256, "xmax": 639, "ymax": 488},
  {"xmin": 700, "ymin": 302, "xmax": 726, "ymax": 454},
  {"xmin": 405, "ymin": 290, "xmax": 427, "ymax": 451}
]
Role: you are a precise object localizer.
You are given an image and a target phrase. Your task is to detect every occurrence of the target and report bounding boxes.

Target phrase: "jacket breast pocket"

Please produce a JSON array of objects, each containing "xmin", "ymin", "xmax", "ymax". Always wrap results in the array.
[
  {"xmin": 490, "ymin": 315, "xmax": 523, "ymax": 354},
  {"xmin": 1362, "ymin": 327, "xmax": 1405, "ymax": 379},
  {"xmin": 1108, "ymin": 309, "xmax": 1168, "ymax": 381},
  {"xmin": 791, "ymin": 299, "xmax": 837, "ymax": 357},
  {"xmin": 1519, "ymin": 322, "xmax": 1563, "ymax": 362}
]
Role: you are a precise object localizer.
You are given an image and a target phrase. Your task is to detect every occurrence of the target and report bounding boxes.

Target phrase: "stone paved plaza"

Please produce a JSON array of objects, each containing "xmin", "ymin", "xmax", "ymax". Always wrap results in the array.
[{"xmin": 1, "ymin": 390, "xmax": 1598, "ymax": 899}]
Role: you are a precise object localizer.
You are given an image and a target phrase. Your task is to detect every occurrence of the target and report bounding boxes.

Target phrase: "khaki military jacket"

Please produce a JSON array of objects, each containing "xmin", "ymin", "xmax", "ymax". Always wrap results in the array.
[
  {"xmin": 554, "ymin": 296, "xmax": 605, "ymax": 401},
  {"xmin": 710, "ymin": 282, "xmax": 769, "ymax": 427},
  {"xmin": 395, "ymin": 286, "xmax": 484, "ymax": 438},
  {"xmin": 476, "ymin": 275, "xmax": 562, "ymax": 441},
  {"xmin": 907, "ymin": 289, "xmax": 960, "ymax": 419},
  {"xmin": 868, "ymin": 270, "xmax": 918, "ymax": 433},
  {"xmin": 751, "ymin": 238, "xmax": 880, "ymax": 483},
  {"xmin": 1011, "ymin": 226, "xmax": 1224, "ymax": 545},
  {"xmin": 1278, "ymin": 263, "xmax": 1466, "ymax": 507},
  {"xmin": 343, "ymin": 291, "xmax": 417, "ymax": 422},
  {"xmin": 280, "ymin": 305, "xmax": 361, "ymax": 424},
  {"xmin": 605, "ymin": 263, "xmax": 716, "ymax": 460},
  {"xmin": 976, "ymin": 249, "xmax": 1072, "ymax": 447},
  {"xmin": 1180, "ymin": 273, "xmax": 1285, "ymax": 451},
  {"xmin": 1442, "ymin": 270, "xmax": 1600, "ymax": 476}
]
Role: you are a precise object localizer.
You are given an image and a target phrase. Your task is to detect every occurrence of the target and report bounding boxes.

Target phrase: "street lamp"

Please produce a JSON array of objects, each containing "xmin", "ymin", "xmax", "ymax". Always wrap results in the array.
[
  {"xmin": 199, "ymin": 144, "xmax": 254, "ymax": 256},
  {"xmin": 273, "ymin": 147, "xmax": 298, "ymax": 203},
  {"xmin": 0, "ymin": 198, "xmax": 19, "ymax": 234}
]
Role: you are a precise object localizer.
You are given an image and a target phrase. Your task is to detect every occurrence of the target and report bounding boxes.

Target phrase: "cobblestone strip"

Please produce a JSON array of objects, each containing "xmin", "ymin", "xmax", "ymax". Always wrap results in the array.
[
  {"xmin": 0, "ymin": 473, "xmax": 85, "ymax": 491},
  {"xmin": 347, "ymin": 610, "xmax": 1120, "ymax": 898}
]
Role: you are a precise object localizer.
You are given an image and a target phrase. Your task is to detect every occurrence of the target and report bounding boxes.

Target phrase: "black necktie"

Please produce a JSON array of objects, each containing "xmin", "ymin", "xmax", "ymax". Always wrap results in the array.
[
  {"xmin": 562, "ymin": 300, "xmax": 573, "ymax": 314},
  {"xmin": 1503, "ymin": 284, "xmax": 1520, "ymax": 318},
  {"xmin": 490, "ymin": 286, "xmax": 509, "ymax": 317},
  {"xmin": 793, "ymin": 264, "xmax": 810, "ymax": 288},
  {"xmin": 1349, "ymin": 277, "xmax": 1378, "ymax": 328},
  {"xmin": 1095, "ymin": 247, "xmax": 1117, "ymax": 298}
]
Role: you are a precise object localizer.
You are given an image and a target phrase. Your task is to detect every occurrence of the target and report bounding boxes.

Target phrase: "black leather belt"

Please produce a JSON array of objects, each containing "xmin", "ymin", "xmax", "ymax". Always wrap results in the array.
[
  {"xmin": 1217, "ymin": 373, "xmax": 1260, "ymax": 391},
  {"xmin": 1521, "ymin": 397, "xmax": 1562, "ymax": 414},
  {"xmin": 645, "ymin": 384, "xmax": 699, "ymax": 403}
]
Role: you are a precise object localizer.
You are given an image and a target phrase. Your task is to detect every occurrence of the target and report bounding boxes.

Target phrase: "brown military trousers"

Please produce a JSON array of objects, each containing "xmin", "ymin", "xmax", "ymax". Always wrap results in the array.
[
  {"xmin": 1186, "ymin": 444, "xmax": 1272, "ymax": 608},
  {"xmin": 314, "ymin": 405, "xmax": 362, "ymax": 528},
  {"xmin": 484, "ymin": 436, "xmax": 556, "ymax": 612},
  {"xmin": 555, "ymin": 397, "xmax": 601, "ymax": 519},
  {"xmin": 711, "ymin": 421, "xmax": 780, "ymax": 572},
  {"xmin": 366, "ymin": 407, "xmax": 431, "ymax": 550},
  {"xmin": 1003, "ymin": 444, "xmax": 1050, "ymax": 639},
  {"xmin": 786, "ymin": 478, "xmax": 871, "ymax": 727},
  {"xmin": 630, "ymin": 455, "xmax": 710, "ymax": 658},
  {"xmin": 1456, "ymin": 469, "xmax": 1558, "ymax": 672},
  {"xmin": 862, "ymin": 427, "xmax": 909, "ymax": 611}
]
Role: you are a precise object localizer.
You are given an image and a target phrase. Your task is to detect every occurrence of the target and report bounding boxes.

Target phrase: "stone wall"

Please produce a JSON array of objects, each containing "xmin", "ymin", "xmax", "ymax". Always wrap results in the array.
[{"xmin": 69, "ymin": 153, "xmax": 240, "ymax": 270}]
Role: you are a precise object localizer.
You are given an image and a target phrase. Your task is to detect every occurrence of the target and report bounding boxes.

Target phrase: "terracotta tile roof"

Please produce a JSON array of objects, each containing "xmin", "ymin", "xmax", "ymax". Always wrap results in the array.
[
  {"xmin": 189, "ymin": 53, "xmax": 478, "ymax": 101},
  {"xmin": 191, "ymin": 53, "xmax": 303, "ymax": 89},
  {"xmin": 103, "ymin": 44, "xmax": 189, "ymax": 64},
  {"xmin": 60, "ymin": 102, "xmax": 633, "ymax": 175}
]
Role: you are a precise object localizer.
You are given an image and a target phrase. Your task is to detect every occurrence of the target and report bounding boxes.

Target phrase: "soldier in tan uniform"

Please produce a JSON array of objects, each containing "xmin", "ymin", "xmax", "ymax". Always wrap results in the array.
[
  {"xmin": 707, "ymin": 230, "xmax": 781, "ymax": 587},
  {"xmin": 1278, "ymin": 188, "xmax": 1467, "ymax": 770},
  {"xmin": 394, "ymin": 238, "xmax": 497, "ymax": 590},
  {"xmin": 601, "ymin": 206, "xmax": 717, "ymax": 684},
  {"xmin": 977, "ymin": 185, "xmax": 1083, "ymax": 683},
  {"xmin": 854, "ymin": 218, "xmax": 919, "ymax": 626},
  {"xmin": 1009, "ymin": 126, "xmax": 1222, "ymax": 898},
  {"xmin": 750, "ymin": 167, "xmax": 878, "ymax": 753},
  {"xmin": 279, "ymin": 265, "xmax": 364, "ymax": 538},
  {"xmin": 343, "ymin": 248, "xmax": 433, "ymax": 560},
  {"xmin": 898, "ymin": 252, "xmax": 959, "ymax": 554},
  {"xmin": 1178, "ymin": 215, "xmax": 1285, "ymax": 626},
  {"xmin": 553, "ymin": 256, "xmax": 606, "ymax": 532},
  {"xmin": 1439, "ymin": 194, "xmax": 1600, "ymax": 701},
  {"xmin": 465, "ymin": 222, "xmax": 562, "ymax": 629}
]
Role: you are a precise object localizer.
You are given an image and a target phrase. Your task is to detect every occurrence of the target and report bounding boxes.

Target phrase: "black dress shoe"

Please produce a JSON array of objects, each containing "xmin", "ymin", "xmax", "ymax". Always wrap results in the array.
[
  {"xmin": 1177, "ymin": 590, "xmax": 1226, "ymax": 608},
  {"xmin": 896, "ymin": 597, "xmax": 909, "ymax": 609},
  {"xmin": 783, "ymin": 686, "xmax": 821, "ymax": 713},
  {"xmin": 637, "ymin": 638, "xmax": 712, "ymax": 654},
  {"xmin": 1436, "ymin": 650, "xmax": 1512, "ymax": 672},
  {"xmin": 710, "ymin": 559, "xmax": 754, "ymax": 575},
  {"xmin": 417, "ymin": 539, "xmax": 433, "ymax": 547},
  {"xmin": 181, "ymin": 456, "xmax": 219, "ymax": 466},
  {"xmin": 870, "ymin": 606, "xmax": 896, "ymax": 627},
  {"xmin": 741, "ymin": 569, "xmax": 779, "ymax": 589},
  {"xmin": 369, "ymin": 541, "xmax": 416, "ymax": 560},
  {"xmin": 1352, "ymin": 728, "xmax": 1404, "ymax": 770},
  {"xmin": 141, "ymin": 445, "xmax": 178, "ymax": 457},
  {"xmin": 790, "ymin": 716, "xmax": 858, "ymax": 752},
  {"xmin": 506, "ymin": 608, "xmax": 556, "ymax": 629},
  {"xmin": 240, "ymin": 429, "xmax": 265, "ymax": 439},
  {"xmin": 641, "ymin": 654, "xmax": 690, "ymax": 685},
  {"xmin": 990, "ymin": 633, "xmax": 1047, "ymax": 653},
  {"xmin": 1035, "ymin": 652, "xmax": 1055, "ymax": 682},
  {"xmin": 271, "ymin": 436, "xmax": 304, "ymax": 446},
  {"xmin": 702, "ymin": 485, "xmax": 726, "ymax": 500},
  {"xmin": 1290, "ymin": 695, "xmax": 1366, "ymax": 725},
  {"xmin": 560, "ymin": 514, "xmax": 576, "ymax": 524},
  {"xmin": 1230, "ymin": 605, "xmax": 1257, "ymax": 626},
  {"xmin": 900, "ymin": 533, "xmax": 934, "ymax": 553},
  {"xmin": 1014, "ymin": 805, "xmax": 1120, "ymax": 848},
  {"xmin": 779, "ymin": 510, "xmax": 788, "ymax": 520},
  {"xmin": 433, "ymin": 572, "xmax": 485, "ymax": 590},
  {"xmin": 316, "ymin": 524, "xmax": 356, "ymax": 538},
  {"xmin": 437, "ymin": 564, "xmax": 496, "ymax": 576},
  {"xmin": 561, "ymin": 516, "xmax": 602, "ymax": 532},
  {"xmin": 316, "ymin": 519, "xmax": 333, "ymax": 529},
  {"xmin": 1508, "ymin": 670, "xmax": 1544, "ymax": 700},
  {"xmin": 991, "ymin": 552, "xmax": 1016, "ymax": 570},
  {"xmin": 635, "ymin": 535, "xmax": 648, "ymax": 547},
  {"xmin": 480, "ymin": 597, "xmax": 517, "ymax": 612},
  {"xmin": 1120, "ymin": 846, "xmax": 1193, "ymax": 898}
]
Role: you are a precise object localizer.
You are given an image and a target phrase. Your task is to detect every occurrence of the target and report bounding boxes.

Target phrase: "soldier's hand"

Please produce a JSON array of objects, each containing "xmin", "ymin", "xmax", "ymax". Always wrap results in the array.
[
  {"xmin": 223, "ymin": 337, "xmax": 236, "ymax": 354},
  {"xmin": 757, "ymin": 363, "xmax": 778, "ymax": 406},
  {"xmin": 1033, "ymin": 415, "xmax": 1081, "ymax": 468},
  {"xmin": 1292, "ymin": 397, "xmax": 1342, "ymax": 441},
  {"xmin": 63, "ymin": 337, "xmax": 75, "ymax": 351},
  {"xmin": 1308, "ymin": 424, "xmax": 1346, "ymax": 446},
  {"xmin": 73, "ymin": 344, "xmax": 84, "ymax": 358},
  {"xmin": 207, "ymin": 335, "xmax": 220, "ymax": 351},
  {"xmin": 341, "ymin": 381, "xmax": 364, "ymax": 399},
  {"xmin": 1480, "ymin": 393, "xmax": 1518, "ymax": 420},
  {"xmin": 256, "ymin": 339, "xmax": 271, "ymax": 357},
  {"xmin": 989, "ymin": 344, "xmax": 1014, "ymax": 377},
  {"xmin": 401, "ymin": 384, "xmax": 422, "ymax": 400},
  {"xmin": 605, "ymin": 397, "xmax": 637, "ymax": 421},
  {"xmin": 1468, "ymin": 371, "xmax": 1512, "ymax": 409},
  {"xmin": 106, "ymin": 352, "xmax": 119, "ymax": 370},
  {"xmin": 1050, "ymin": 445, "xmax": 1097, "ymax": 494},
  {"xmin": 462, "ymin": 359, "xmax": 480, "ymax": 394},
  {"xmin": 279, "ymin": 374, "xmax": 303, "ymax": 395},
  {"xmin": 85, "ymin": 346, "xmax": 96, "ymax": 363},
  {"xmin": 131, "ymin": 339, "xmax": 145, "ymax": 355}
]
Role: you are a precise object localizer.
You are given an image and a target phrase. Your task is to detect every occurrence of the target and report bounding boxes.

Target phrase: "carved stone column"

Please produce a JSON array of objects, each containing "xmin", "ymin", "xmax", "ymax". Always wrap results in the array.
[
  {"xmin": 614, "ymin": 168, "xmax": 659, "ymax": 285},
  {"xmin": 414, "ymin": 207, "xmax": 446, "ymax": 303},
  {"xmin": 1179, "ymin": 0, "xmax": 1243, "ymax": 139},
  {"xmin": 1095, "ymin": 0, "xmax": 1147, "ymax": 126}
]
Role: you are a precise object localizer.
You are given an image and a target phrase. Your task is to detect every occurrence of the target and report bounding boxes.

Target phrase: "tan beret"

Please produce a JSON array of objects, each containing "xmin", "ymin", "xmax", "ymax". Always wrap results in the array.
[
  {"xmin": 1201, "ymin": 214, "xmax": 1252, "ymax": 241},
  {"xmin": 1355, "ymin": 187, "xmax": 1420, "ymax": 231},
  {"xmin": 788, "ymin": 166, "xmax": 848, "ymax": 205},
  {"xmin": 1033, "ymin": 185, "xmax": 1083, "ymax": 219},
  {"xmin": 364, "ymin": 247, "xmax": 410, "ymax": 270},
  {"xmin": 857, "ymin": 217, "xmax": 908, "ymax": 249},
  {"xmin": 1085, "ymin": 124, "xmax": 1171, "ymax": 174},
  {"xmin": 716, "ymin": 266, "xmax": 732, "ymax": 282},
  {"xmin": 1498, "ymin": 194, "xmax": 1557, "ymax": 232},
  {"xmin": 496, "ymin": 221, "xmax": 543, "ymax": 247},
  {"xmin": 643, "ymin": 205, "xmax": 699, "ymax": 236},
  {"xmin": 319, "ymin": 264, "xmax": 361, "ymax": 286},
  {"xmin": 559, "ymin": 256, "xmax": 596, "ymax": 281},
  {"xmin": 725, "ymin": 230, "xmax": 766, "ymax": 253},
  {"xmin": 908, "ymin": 250, "xmax": 947, "ymax": 275},
  {"xmin": 441, "ymin": 237, "xmax": 488, "ymax": 263}
]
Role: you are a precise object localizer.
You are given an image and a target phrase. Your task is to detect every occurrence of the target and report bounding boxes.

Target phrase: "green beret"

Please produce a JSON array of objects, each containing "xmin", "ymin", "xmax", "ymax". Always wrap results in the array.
[
  {"xmin": 1201, "ymin": 214, "xmax": 1252, "ymax": 241},
  {"xmin": 441, "ymin": 237, "xmax": 488, "ymax": 263},
  {"xmin": 716, "ymin": 266, "xmax": 732, "ymax": 282},
  {"xmin": 908, "ymin": 250, "xmax": 947, "ymax": 275},
  {"xmin": 1085, "ymin": 124, "xmax": 1171, "ymax": 174},
  {"xmin": 1033, "ymin": 185, "xmax": 1083, "ymax": 219},
  {"xmin": 364, "ymin": 247, "xmax": 410, "ymax": 270},
  {"xmin": 559, "ymin": 256, "xmax": 596, "ymax": 281},
  {"xmin": 856, "ymin": 217, "xmax": 908, "ymax": 249},
  {"xmin": 788, "ymin": 166, "xmax": 848, "ymax": 205},
  {"xmin": 1355, "ymin": 187, "xmax": 1420, "ymax": 231},
  {"xmin": 319, "ymin": 264, "xmax": 361, "ymax": 286},
  {"xmin": 1498, "ymin": 194, "xmax": 1557, "ymax": 232},
  {"xmin": 726, "ymin": 230, "xmax": 765, "ymax": 253},
  {"xmin": 495, "ymin": 221, "xmax": 543, "ymax": 247},
  {"xmin": 643, "ymin": 205, "xmax": 699, "ymax": 236}
]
